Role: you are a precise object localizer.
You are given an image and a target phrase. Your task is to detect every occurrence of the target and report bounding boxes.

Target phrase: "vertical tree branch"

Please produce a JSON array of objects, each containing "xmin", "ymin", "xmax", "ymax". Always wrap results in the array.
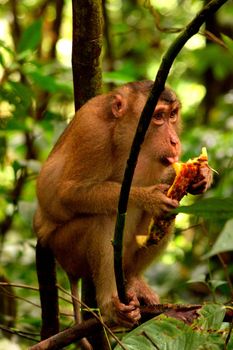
[
  {"xmin": 71, "ymin": 2, "xmax": 105, "ymax": 348},
  {"xmin": 50, "ymin": 0, "xmax": 65, "ymax": 59},
  {"xmin": 102, "ymin": 0, "xmax": 115, "ymax": 71},
  {"xmin": 113, "ymin": 0, "xmax": 229, "ymax": 304},
  {"xmin": 9, "ymin": 0, "xmax": 21, "ymax": 49},
  {"xmin": 72, "ymin": 0, "xmax": 103, "ymax": 111}
]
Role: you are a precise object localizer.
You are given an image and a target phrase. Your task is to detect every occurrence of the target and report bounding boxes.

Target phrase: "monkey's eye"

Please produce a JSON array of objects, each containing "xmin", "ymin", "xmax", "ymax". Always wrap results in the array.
[
  {"xmin": 153, "ymin": 112, "xmax": 164, "ymax": 124},
  {"xmin": 170, "ymin": 109, "xmax": 178, "ymax": 121}
]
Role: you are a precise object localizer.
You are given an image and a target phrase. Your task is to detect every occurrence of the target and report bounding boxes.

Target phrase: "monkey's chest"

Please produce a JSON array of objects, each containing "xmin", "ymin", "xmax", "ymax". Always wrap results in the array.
[
  {"xmin": 133, "ymin": 157, "xmax": 164, "ymax": 186},
  {"xmin": 124, "ymin": 208, "xmax": 150, "ymax": 245}
]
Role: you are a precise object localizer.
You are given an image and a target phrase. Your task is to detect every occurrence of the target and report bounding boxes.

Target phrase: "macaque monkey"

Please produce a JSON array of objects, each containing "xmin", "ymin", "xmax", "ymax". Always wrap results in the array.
[{"xmin": 34, "ymin": 81, "xmax": 212, "ymax": 334}]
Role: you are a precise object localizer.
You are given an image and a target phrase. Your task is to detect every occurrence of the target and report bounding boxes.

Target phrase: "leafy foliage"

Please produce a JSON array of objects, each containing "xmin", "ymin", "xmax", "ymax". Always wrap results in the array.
[
  {"xmin": 114, "ymin": 304, "xmax": 230, "ymax": 350},
  {"xmin": 176, "ymin": 198, "xmax": 233, "ymax": 220},
  {"xmin": 17, "ymin": 20, "xmax": 43, "ymax": 53}
]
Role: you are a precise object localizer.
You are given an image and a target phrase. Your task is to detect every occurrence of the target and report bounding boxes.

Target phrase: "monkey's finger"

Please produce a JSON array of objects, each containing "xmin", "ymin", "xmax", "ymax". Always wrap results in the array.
[
  {"xmin": 116, "ymin": 308, "xmax": 141, "ymax": 328},
  {"xmin": 127, "ymin": 291, "xmax": 140, "ymax": 307},
  {"xmin": 199, "ymin": 165, "xmax": 213, "ymax": 184},
  {"xmin": 129, "ymin": 300, "xmax": 140, "ymax": 308},
  {"xmin": 157, "ymin": 184, "xmax": 170, "ymax": 193},
  {"xmin": 188, "ymin": 179, "xmax": 208, "ymax": 194},
  {"xmin": 159, "ymin": 199, "xmax": 179, "ymax": 216},
  {"xmin": 164, "ymin": 198, "xmax": 179, "ymax": 209},
  {"xmin": 170, "ymin": 199, "xmax": 179, "ymax": 208},
  {"xmin": 200, "ymin": 164, "xmax": 213, "ymax": 176},
  {"xmin": 114, "ymin": 297, "xmax": 141, "ymax": 327},
  {"xmin": 117, "ymin": 302, "xmax": 139, "ymax": 313},
  {"xmin": 126, "ymin": 309, "xmax": 141, "ymax": 323},
  {"xmin": 112, "ymin": 296, "xmax": 139, "ymax": 313}
]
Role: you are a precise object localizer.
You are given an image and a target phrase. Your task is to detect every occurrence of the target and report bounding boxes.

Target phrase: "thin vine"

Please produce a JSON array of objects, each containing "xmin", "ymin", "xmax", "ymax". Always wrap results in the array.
[{"xmin": 113, "ymin": 0, "xmax": 229, "ymax": 304}]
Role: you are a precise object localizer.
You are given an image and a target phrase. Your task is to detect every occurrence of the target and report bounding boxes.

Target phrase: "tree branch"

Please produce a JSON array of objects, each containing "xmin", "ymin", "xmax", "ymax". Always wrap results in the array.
[{"xmin": 71, "ymin": 0, "xmax": 103, "ymax": 111}]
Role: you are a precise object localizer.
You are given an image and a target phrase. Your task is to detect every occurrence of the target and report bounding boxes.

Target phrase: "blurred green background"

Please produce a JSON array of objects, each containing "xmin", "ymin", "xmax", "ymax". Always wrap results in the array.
[{"xmin": 0, "ymin": 0, "xmax": 233, "ymax": 348}]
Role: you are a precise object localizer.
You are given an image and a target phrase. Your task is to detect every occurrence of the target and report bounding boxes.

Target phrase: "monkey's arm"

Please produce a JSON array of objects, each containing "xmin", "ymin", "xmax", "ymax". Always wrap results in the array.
[{"xmin": 56, "ymin": 180, "xmax": 178, "ymax": 218}]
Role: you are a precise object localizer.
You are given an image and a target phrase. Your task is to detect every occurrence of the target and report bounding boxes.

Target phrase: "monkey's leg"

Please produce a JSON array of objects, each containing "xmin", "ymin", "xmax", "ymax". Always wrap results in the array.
[
  {"xmin": 36, "ymin": 241, "xmax": 59, "ymax": 339},
  {"xmin": 82, "ymin": 277, "xmax": 110, "ymax": 350},
  {"xmin": 90, "ymin": 246, "xmax": 141, "ymax": 328},
  {"xmin": 69, "ymin": 279, "xmax": 93, "ymax": 350}
]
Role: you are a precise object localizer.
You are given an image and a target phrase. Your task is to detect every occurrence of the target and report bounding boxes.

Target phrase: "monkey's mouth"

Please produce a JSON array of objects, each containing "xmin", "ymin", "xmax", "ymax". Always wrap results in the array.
[{"xmin": 161, "ymin": 155, "xmax": 179, "ymax": 166}]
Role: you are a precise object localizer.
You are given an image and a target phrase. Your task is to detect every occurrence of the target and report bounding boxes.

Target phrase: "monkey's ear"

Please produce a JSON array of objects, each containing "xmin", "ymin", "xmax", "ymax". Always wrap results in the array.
[{"xmin": 112, "ymin": 94, "xmax": 126, "ymax": 118}]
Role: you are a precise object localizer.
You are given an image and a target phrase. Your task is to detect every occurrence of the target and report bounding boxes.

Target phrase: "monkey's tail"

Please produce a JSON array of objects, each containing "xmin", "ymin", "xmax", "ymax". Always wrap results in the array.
[{"xmin": 36, "ymin": 239, "xmax": 59, "ymax": 339}]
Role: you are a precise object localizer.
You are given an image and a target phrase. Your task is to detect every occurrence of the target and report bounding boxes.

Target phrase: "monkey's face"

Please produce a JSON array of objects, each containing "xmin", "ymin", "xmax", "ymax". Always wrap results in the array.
[
  {"xmin": 111, "ymin": 88, "xmax": 182, "ymax": 181},
  {"xmin": 142, "ymin": 99, "xmax": 182, "ymax": 167}
]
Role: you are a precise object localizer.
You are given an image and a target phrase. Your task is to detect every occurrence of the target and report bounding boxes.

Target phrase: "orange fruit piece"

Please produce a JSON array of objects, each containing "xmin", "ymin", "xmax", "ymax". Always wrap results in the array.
[{"xmin": 167, "ymin": 147, "xmax": 208, "ymax": 201}]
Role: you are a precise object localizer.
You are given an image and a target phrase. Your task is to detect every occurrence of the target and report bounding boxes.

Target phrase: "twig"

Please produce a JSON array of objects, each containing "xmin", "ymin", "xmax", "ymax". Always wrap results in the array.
[
  {"xmin": 201, "ymin": 29, "xmax": 227, "ymax": 48},
  {"xmin": 0, "ymin": 284, "xmax": 40, "ymax": 309},
  {"xmin": 0, "ymin": 281, "xmax": 39, "ymax": 291},
  {"xmin": 144, "ymin": 0, "xmax": 182, "ymax": 33},
  {"xmin": 0, "ymin": 324, "xmax": 39, "ymax": 342}
]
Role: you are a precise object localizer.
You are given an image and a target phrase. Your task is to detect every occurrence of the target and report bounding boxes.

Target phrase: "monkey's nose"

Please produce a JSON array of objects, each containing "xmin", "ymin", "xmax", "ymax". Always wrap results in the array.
[{"xmin": 170, "ymin": 137, "xmax": 178, "ymax": 146}]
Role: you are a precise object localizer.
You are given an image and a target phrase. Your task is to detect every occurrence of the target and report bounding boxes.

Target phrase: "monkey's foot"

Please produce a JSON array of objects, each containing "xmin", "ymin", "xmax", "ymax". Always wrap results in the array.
[
  {"xmin": 111, "ymin": 292, "xmax": 141, "ymax": 328},
  {"xmin": 127, "ymin": 278, "xmax": 160, "ymax": 306}
]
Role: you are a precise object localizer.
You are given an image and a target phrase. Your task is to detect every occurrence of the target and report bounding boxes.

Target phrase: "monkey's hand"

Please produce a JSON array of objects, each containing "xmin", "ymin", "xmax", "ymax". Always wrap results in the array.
[
  {"xmin": 167, "ymin": 147, "xmax": 213, "ymax": 201},
  {"xmin": 140, "ymin": 148, "xmax": 213, "ymax": 248},
  {"xmin": 142, "ymin": 184, "xmax": 179, "ymax": 218},
  {"xmin": 111, "ymin": 291, "xmax": 141, "ymax": 328},
  {"xmin": 188, "ymin": 163, "xmax": 213, "ymax": 195}
]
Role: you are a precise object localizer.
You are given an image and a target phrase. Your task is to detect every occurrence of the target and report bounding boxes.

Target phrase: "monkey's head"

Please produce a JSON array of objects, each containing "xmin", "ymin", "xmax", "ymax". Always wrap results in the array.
[{"xmin": 111, "ymin": 81, "xmax": 182, "ymax": 170}]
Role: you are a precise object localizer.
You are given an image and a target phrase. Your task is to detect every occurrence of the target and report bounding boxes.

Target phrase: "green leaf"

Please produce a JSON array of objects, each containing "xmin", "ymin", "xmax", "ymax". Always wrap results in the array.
[
  {"xmin": 17, "ymin": 20, "xmax": 42, "ymax": 53},
  {"xmin": 187, "ymin": 274, "xmax": 207, "ymax": 285},
  {"xmin": 203, "ymin": 218, "xmax": 233, "ymax": 258},
  {"xmin": 28, "ymin": 70, "xmax": 57, "ymax": 93},
  {"xmin": 27, "ymin": 70, "xmax": 71, "ymax": 94},
  {"xmin": 114, "ymin": 314, "xmax": 225, "ymax": 350},
  {"xmin": 8, "ymin": 81, "xmax": 33, "ymax": 109},
  {"xmin": 195, "ymin": 304, "xmax": 225, "ymax": 331},
  {"xmin": 187, "ymin": 278, "xmax": 227, "ymax": 293},
  {"xmin": 175, "ymin": 198, "xmax": 233, "ymax": 220},
  {"xmin": 209, "ymin": 280, "xmax": 227, "ymax": 292}
]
